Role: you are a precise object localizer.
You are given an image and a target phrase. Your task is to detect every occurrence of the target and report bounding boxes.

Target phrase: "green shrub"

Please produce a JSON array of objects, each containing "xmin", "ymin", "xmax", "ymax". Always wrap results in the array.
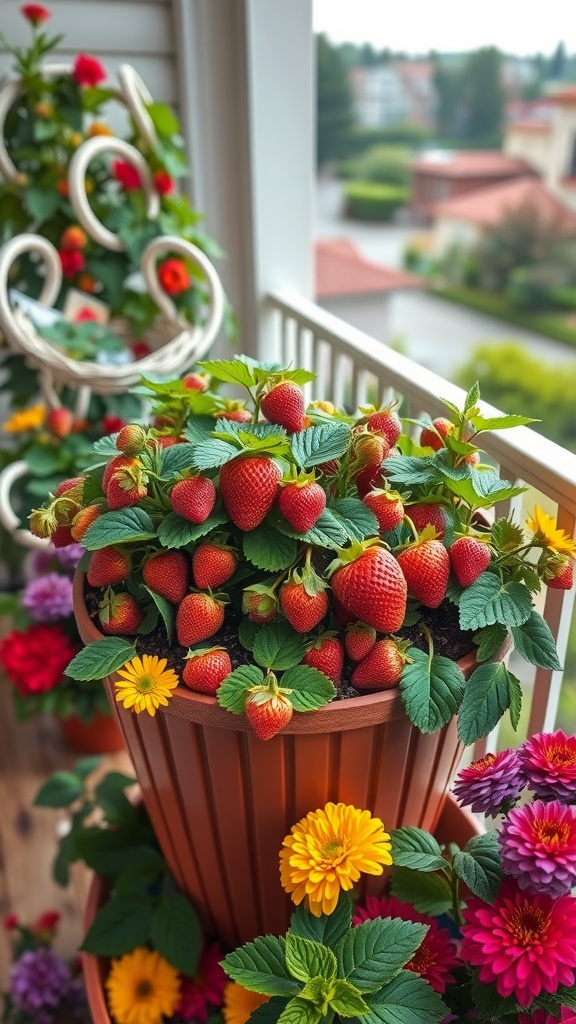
[
  {"xmin": 344, "ymin": 181, "xmax": 409, "ymax": 221},
  {"xmin": 432, "ymin": 284, "xmax": 576, "ymax": 346},
  {"xmin": 349, "ymin": 123, "xmax": 430, "ymax": 153},
  {"xmin": 353, "ymin": 144, "xmax": 411, "ymax": 186},
  {"xmin": 505, "ymin": 266, "xmax": 556, "ymax": 311},
  {"xmin": 552, "ymin": 286, "xmax": 576, "ymax": 310}
]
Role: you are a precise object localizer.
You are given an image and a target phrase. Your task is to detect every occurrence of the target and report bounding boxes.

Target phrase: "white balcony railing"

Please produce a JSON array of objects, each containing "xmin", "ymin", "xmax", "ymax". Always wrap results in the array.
[{"xmin": 268, "ymin": 288, "xmax": 576, "ymax": 753}]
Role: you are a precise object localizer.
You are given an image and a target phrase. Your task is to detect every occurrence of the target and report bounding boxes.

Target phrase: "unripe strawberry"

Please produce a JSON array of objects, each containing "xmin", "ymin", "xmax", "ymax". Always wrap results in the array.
[
  {"xmin": 547, "ymin": 559, "xmax": 574, "ymax": 590},
  {"xmin": 280, "ymin": 580, "xmax": 328, "ymax": 633},
  {"xmin": 116, "ymin": 423, "xmax": 147, "ymax": 455},
  {"xmin": 214, "ymin": 406, "xmax": 252, "ymax": 423},
  {"xmin": 182, "ymin": 647, "xmax": 232, "ymax": 694},
  {"xmin": 367, "ymin": 409, "xmax": 402, "ymax": 447},
  {"xmin": 176, "ymin": 593, "xmax": 225, "ymax": 646},
  {"xmin": 170, "ymin": 476, "xmax": 216, "ymax": 524},
  {"xmin": 303, "ymin": 636, "xmax": 344, "ymax": 685},
  {"xmin": 61, "ymin": 225, "xmax": 87, "ymax": 250},
  {"xmin": 352, "ymin": 639, "xmax": 406, "ymax": 691},
  {"xmin": 420, "ymin": 417, "xmax": 452, "ymax": 450},
  {"xmin": 407, "ymin": 503, "xmax": 446, "ymax": 540},
  {"xmin": 71, "ymin": 504, "xmax": 101, "ymax": 542},
  {"xmin": 192, "ymin": 543, "xmax": 237, "ymax": 590},
  {"xmin": 87, "ymin": 547, "xmax": 131, "ymax": 588},
  {"xmin": 183, "ymin": 373, "xmax": 209, "ymax": 391},
  {"xmin": 46, "ymin": 408, "xmax": 74, "ymax": 438},
  {"xmin": 278, "ymin": 479, "xmax": 326, "ymax": 533},
  {"xmin": 397, "ymin": 539, "xmax": 450, "ymax": 609},
  {"xmin": 143, "ymin": 550, "xmax": 188, "ymax": 604},
  {"xmin": 245, "ymin": 689, "xmax": 293, "ymax": 740},
  {"xmin": 449, "ymin": 537, "xmax": 491, "ymax": 587},
  {"xmin": 261, "ymin": 381, "xmax": 305, "ymax": 433},
  {"xmin": 466, "ymin": 451, "xmax": 480, "ymax": 466},
  {"xmin": 102, "ymin": 455, "xmax": 134, "ymax": 492},
  {"xmin": 354, "ymin": 432, "xmax": 389, "ymax": 468},
  {"xmin": 99, "ymin": 592, "xmax": 143, "ymax": 635},
  {"xmin": 363, "ymin": 489, "xmax": 404, "ymax": 532},
  {"xmin": 106, "ymin": 467, "xmax": 147, "ymax": 510},
  {"xmin": 219, "ymin": 456, "xmax": 281, "ymax": 531},
  {"xmin": 331, "ymin": 545, "xmax": 407, "ymax": 633},
  {"xmin": 345, "ymin": 622, "xmax": 376, "ymax": 662},
  {"xmin": 242, "ymin": 587, "xmax": 279, "ymax": 623},
  {"xmin": 318, "ymin": 459, "xmax": 339, "ymax": 476},
  {"xmin": 55, "ymin": 476, "xmax": 85, "ymax": 497}
]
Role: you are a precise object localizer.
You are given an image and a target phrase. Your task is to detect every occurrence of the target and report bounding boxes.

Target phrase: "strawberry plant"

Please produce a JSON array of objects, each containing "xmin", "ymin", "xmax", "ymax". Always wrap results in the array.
[{"xmin": 31, "ymin": 359, "xmax": 574, "ymax": 745}]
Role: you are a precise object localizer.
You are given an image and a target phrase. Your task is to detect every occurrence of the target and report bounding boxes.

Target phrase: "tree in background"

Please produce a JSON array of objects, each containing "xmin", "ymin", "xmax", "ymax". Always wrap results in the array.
[
  {"xmin": 460, "ymin": 47, "xmax": 504, "ymax": 143},
  {"xmin": 316, "ymin": 33, "xmax": 355, "ymax": 166},
  {"xmin": 548, "ymin": 41, "xmax": 567, "ymax": 80},
  {"xmin": 472, "ymin": 204, "xmax": 565, "ymax": 291}
]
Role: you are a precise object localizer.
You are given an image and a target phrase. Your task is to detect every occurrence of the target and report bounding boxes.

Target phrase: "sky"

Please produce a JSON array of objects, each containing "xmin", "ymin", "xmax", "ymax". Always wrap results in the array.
[{"xmin": 313, "ymin": 0, "xmax": 576, "ymax": 56}]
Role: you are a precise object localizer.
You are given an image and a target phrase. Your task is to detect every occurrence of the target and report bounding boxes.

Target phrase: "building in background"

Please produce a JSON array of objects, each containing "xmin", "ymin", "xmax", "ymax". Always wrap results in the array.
[
  {"xmin": 350, "ymin": 60, "xmax": 436, "ymax": 130},
  {"xmin": 411, "ymin": 151, "xmax": 536, "ymax": 221}
]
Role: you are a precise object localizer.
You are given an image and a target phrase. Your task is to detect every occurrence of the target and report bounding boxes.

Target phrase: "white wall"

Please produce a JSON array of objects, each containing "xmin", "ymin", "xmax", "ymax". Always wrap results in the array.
[
  {"xmin": 432, "ymin": 216, "xmax": 480, "ymax": 257},
  {"xmin": 318, "ymin": 293, "xmax": 392, "ymax": 344},
  {"xmin": 503, "ymin": 127, "xmax": 551, "ymax": 178}
]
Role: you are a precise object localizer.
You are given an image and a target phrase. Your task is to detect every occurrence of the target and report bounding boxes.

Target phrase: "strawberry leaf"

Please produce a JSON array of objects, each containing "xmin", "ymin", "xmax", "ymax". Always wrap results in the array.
[
  {"xmin": 276, "ymin": 508, "xmax": 348, "ymax": 549},
  {"xmin": 142, "ymin": 587, "xmax": 174, "ymax": 646},
  {"xmin": 93, "ymin": 434, "xmax": 120, "ymax": 455},
  {"xmin": 199, "ymin": 358, "xmax": 257, "ymax": 388},
  {"xmin": 217, "ymin": 665, "xmax": 264, "ymax": 714},
  {"xmin": 468, "ymin": 413, "xmax": 537, "ymax": 433},
  {"xmin": 238, "ymin": 619, "xmax": 259, "ymax": 652},
  {"xmin": 66, "ymin": 638, "xmax": 136, "ymax": 681},
  {"xmin": 399, "ymin": 650, "xmax": 466, "ymax": 734},
  {"xmin": 189, "ymin": 439, "xmax": 240, "ymax": 471},
  {"xmin": 157, "ymin": 510, "xmax": 228, "ymax": 549},
  {"xmin": 329, "ymin": 498, "xmax": 379, "ymax": 541},
  {"xmin": 291, "ymin": 423, "xmax": 351, "ymax": 468},
  {"xmin": 382, "ymin": 456, "xmax": 440, "ymax": 488},
  {"xmin": 509, "ymin": 671, "xmax": 523, "ymax": 731},
  {"xmin": 457, "ymin": 662, "xmax": 519, "ymax": 744},
  {"xmin": 473, "ymin": 624, "xmax": 508, "ymax": 662},
  {"xmin": 83, "ymin": 508, "xmax": 157, "ymax": 550},
  {"xmin": 281, "ymin": 665, "xmax": 336, "ymax": 711},
  {"xmin": 158, "ymin": 444, "xmax": 196, "ymax": 477},
  {"xmin": 459, "ymin": 573, "xmax": 533, "ymax": 630},
  {"xmin": 511, "ymin": 611, "xmax": 562, "ymax": 670},
  {"xmin": 243, "ymin": 526, "xmax": 297, "ymax": 571},
  {"xmin": 491, "ymin": 517, "xmax": 525, "ymax": 550},
  {"xmin": 181, "ymin": 416, "xmax": 218, "ymax": 445},
  {"xmin": 252, "ymin": 621, "xmax": 307, "ymax": 671}
]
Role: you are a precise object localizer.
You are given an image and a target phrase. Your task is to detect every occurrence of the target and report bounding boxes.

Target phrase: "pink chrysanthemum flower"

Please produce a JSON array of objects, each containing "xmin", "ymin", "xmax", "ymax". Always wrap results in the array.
[
  {"xmin": 519, "ymin": 731, "xmax": 576, "ymax": 803},
  {"xmin": 353, "ymin": 894, "xmax": 459, "ymax": 993},
  {"xmin": 452, "ymin": 749, "xmax": 526, "ymax": 816},
  {"xmin": 460, "ymin": 881, "xmax": 576, "ymax": 1007},
  {"xmin": 176, "ymin": 943, "xmax": 227, "ymax": 1022},
  {"xmin": 518, "ymin": 1009, "xmax": 576, "ymax": 1024},
  {"xmin": 499, "ymin": 800, "xmax": 576, "ymax": 897}
]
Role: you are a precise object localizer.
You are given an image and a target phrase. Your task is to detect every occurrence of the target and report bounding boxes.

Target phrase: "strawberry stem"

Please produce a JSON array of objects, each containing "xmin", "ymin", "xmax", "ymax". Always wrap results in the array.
[{"xmin": 419, "ymin": 622, "xmax": 434, "ymax": 662}]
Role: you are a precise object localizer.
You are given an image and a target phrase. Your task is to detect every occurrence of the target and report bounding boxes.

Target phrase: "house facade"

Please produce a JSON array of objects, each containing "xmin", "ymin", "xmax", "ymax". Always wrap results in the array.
[
  {"xmin": 350, "ymin": 61, "xmax": 436, "ymax": 130},
  {"xmin": 411, "ymin": 151, "xmax": 537, "ymax": 221}
]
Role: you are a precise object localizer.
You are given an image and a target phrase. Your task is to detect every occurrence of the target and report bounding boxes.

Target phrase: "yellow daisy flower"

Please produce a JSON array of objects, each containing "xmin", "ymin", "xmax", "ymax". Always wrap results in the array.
[
  {"xmin": 3, "ymin": 404, "xmax": 46, "ymax": 433},
  {"xmin": 222, "ymin": 982, "xmax": 270, "ymax": 1024},
  {"xmin": 280, "ymin": 802, "xmax": 392, "ymax": 917},
  {"xmin": 115, "ymin": 654, "xmax": 179, "ymax": 717},
  {"xmin": 105, "ymin": 947, "xmax": 180, "ymax": 1024},
  {"xmin": 526, "ymin": 506, "xmax": 576, "ymax": 557}
]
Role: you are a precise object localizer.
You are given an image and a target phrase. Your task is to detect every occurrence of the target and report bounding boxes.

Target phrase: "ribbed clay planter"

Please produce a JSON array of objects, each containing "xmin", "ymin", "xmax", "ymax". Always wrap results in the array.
[
  {"xmin": 58, "ymin": 711, "xmax": 124, "ymax": 754},
  {"xmin": 74, "ymin": 572, "xmax": 493, "ymax": 947},
  {"xmin": 82, "ymin": 794, "xmax": 482, "ymax": 1024}
]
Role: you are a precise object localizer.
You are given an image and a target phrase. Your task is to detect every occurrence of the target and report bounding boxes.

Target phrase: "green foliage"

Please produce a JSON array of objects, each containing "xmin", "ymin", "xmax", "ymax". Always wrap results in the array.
[
  {"xmin": 435, "ymin": 288, "xmax": 576, "ymax": 350},
  {"xmin": 390, "ymin": 867, "xmax": 452, "ymax": 916},
  {"xmin": 452, "ymin": 833, "xmax": 502, "ymax": 901},
  {"xmin": 344, "ymin": 181, "xmax": 410, "ymax": 222},
  {"xmin": 457, "ymin": 661, "xmax": 522, "ymax": 744},
  {"xmin": 316, "ymin": 34, "xmax": 355, "ymax": 165},
  {"xmin": 347, "ymin": 145, "xmax": 411, "ymax": 187},
  {"xmin": 66, "ymin": 638, "xmax": 137, "ymax": 681},
  {"xmin": 390, "ymin": 828, "xmax": 447, "ymax": 872},
  {"xmin": 399, "ymin": 650, "xmax": 466, "ymax": 734},
  {"xmin": 82, "ymin": 508, "xmax": 157, "ymax": 549}
]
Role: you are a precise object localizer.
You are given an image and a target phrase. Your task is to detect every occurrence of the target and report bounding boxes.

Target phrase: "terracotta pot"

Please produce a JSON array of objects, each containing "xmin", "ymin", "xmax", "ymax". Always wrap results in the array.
[
  {"xmin": 58, "ymin": 711, "xmax": 125, "ymax": 754},
  {"xmin": 73, "ymin": 572, "xmax": 495, "ymax": 947},
  {"xmin": 82, "ymin": 793, "xmax": 482, "ymax": 1024}
]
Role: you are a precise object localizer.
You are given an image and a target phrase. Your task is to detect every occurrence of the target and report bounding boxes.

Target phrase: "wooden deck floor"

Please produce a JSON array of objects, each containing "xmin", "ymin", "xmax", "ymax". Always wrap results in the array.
[{"xmin": 0, "ymin": 678, "xmax": 131, "ymax": 989}]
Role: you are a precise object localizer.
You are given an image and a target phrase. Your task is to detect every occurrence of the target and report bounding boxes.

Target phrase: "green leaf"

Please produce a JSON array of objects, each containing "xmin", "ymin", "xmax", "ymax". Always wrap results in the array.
[
  {"xmin": 239, "ymin": 619, "xmax": 259, "ymax": 651},
  {"xmin": 34, "ymin": 771, "xmax": 84, "ymax": 808},
  {"xmin": 94, "ymin": 772, "xmax": 137, "ymax": 825},
  {"xmin": 223, "ymin": 936, "xmax": 301, "ymax": 998},
  {"xmin": 390, "ymin": 867, "xmax": 453, "ymax": 916},
  {"xmin": 66, "ymin": 638, "xmax": 136, "ymax": 681},
  {"xmin": 473, "ymin": 624, "xmax": 508, "ymax": 662},
  {"xmin": 248, "ymin": 999, "xmax": 291, "ymax": 1023},
  {"xmin": 74, "ymin": 756, "xmax": 104, "ymax": 780},
  {"xmin": 143, "ymin": 587, "xmax": 174, "ymax": 646},
  {"xmin": 508, "ymin": 670, "xmax": 523, "ymax": 731},
  {"xmin": 277, "ymin": 999, "xmax": 321, "ymax": 1024},
  {"xmin": 243, "ymin": 526, "xmax": 297, "ymax": 571},
  {"xmin": 93, "ymin": 434, "xmax": 121, "ymax": 456},
  {"xmin": 146, "ymin": 100, "xmax": 181, "ymax": 135},
  {"xmin": 470, "ymin": 974, "xmax": 518, "ymax": 1020},
  {"xmin": 457, "ymin": 661, "xmax": 517, "ymax": 745},
  {"xmin": 390, "ymin": 828, "xmax": 446, "ymax": 872},
  {"xmin": 182, "ymin": 416, "xmax": 220, "ymax": 445},
  {"xmin": 252, "ymin": 621, "xmax": 307, "ymax": 671},
  {"xmin": 399, "ymin": 650, "xmax": 466, "ymax": 734},
  {"xmin": 285, "ymin": 933, "xmax": 337, "ymax": 983},
  {"xmin": 339, "ymin": 918, "xmax": 427, "ymax": 993},
  {"xmin": 277, "ymin": 508, "xmax": 348, "ymax": 550},
  {"xmin": 217, "ymin": 665, "xmax": 264, "ymax": 713},
  {"xmin": 453, "ymin": 832, "xmax": 502, "ymax": 902},
  {"xmin": 151, "ymin": 892, "xmax": 202, "ymax": 976},
  {"xmin": 291, "ymin": 423, "xmax": 351, "ymax": 468},
  {"xmin": 329, "ymin": 980, "xmax": 370, "ymax": 1017},
  {"xmin": 83, "ymin": 508, "xmax": 156, "ymax": 549},
  {"xmin": 491, "ymin": 517, "xmax": 524, "ymax": 550},
  {"xmin": 464, "ymin": 382, "xmax": 480, "ymax": 414},
  {"xmin": 459, "ymin": 573, "xmax": 532, "ymax": 631},
  {"xmin": 200, "ymin": 358, "xmax": 257, "ymax": 388},
  {"xmin": 469, "ymin": 412, "xmax": 536, "ymax": 432},
  {"xmin": 362, "ymin": 970, "xmax": 447, "ymax": 1024},
  {"xmin": 159, "ymin": 443, "xmax": 196, "ymax": 477},
  {"xmin": 281, "ymin": 665, "xmax": 336, "ymax": 712},
  {"xmin": 511, "ymin": 611, "xmax": 562, "ymax": 670},
  {"xmin": 157, "ymin": 509, "xmax": 228, "ymax": 548},
  {"xmin": 384, "ymin": 455, "xmax": 440, "ymax": 488},
  {"xmin": 25, "ymin": 185, "xmax": 60, "ymax": 221},
  {"xmin": 189, "ymin": 439, "xmax": 239, "ymax": 471},
  {"xmin": 289, "ymin": 891, "xmax": 352, "ymax": 948},
  {"xmin": 81, "ymin": 894, "xmax": 153, "ymax": 957},
  {"xmin": 329, "ymin": 498, "xmax": 379, "ymax": 541}
]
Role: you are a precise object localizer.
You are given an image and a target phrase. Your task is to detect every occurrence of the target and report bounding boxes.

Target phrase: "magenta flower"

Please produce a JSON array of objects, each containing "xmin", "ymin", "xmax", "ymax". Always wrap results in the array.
[
  {"xmin": 10, "ymin": 948, "xmax": 72, "ymax": 1024},
  {"xmin": 452, "ymin": 748, "xmax": 525, "ymax": 815},
  {"xmin": 519, "ymin": 731, "xmax": 576, "ymax": 803},
  {"xmin": 176, "ymin": 942, "xmax": 227, "ymax": 1021},
  {"xmin": 22, "ymin": 572, "xmax": 73, "ymax": 621},
  {"xmin": 499, "ymin": 799, "xmax": 576, "ymax": 897},
  {"xmin": 519, "ymin": 1009, "xmax": 576, "ymax": 1024},
  {"xmin": 54, "ymin": 542, "xmax": 85, "ymax": 573},
  {"xmin": 460, "ymin": 880, "xmax": 576, "ymax": 1006}
]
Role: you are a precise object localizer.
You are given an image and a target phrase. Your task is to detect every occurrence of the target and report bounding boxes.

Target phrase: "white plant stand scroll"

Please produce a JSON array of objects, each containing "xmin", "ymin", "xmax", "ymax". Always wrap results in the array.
[{"xmin": 0, "ymin": 461, "xmax": 51, "ymax": 550}]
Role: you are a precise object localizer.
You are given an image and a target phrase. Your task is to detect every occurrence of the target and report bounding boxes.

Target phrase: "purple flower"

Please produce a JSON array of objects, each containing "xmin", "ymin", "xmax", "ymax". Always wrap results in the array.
[
  {"xmin": 519, "ymin": 731, "xmax": 576, "ymax": 803},
  {"xmin": 54, "ymin": 543, "xmax": 85, "ymax": 572},
  {"xmin": 28, "ymin": 547, "xmax": 57, "ymax": 577},
  {"xmin": 22, "ymin": 572, "xmax": 74, "ymax": 621},
  {"xmin": 10, "ymin": 947, "xmax": 71, "ymax": 1024},
  {"xmin": 452, "ymin": 749, "xmax": 526, "ymax": 816},
  {"xmin": 499, "ymin": 799, "xmax": 576, "ymax": 897}
]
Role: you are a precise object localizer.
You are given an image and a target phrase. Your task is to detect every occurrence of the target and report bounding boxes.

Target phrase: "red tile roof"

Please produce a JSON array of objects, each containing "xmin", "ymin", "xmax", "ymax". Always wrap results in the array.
[
  {"xmin": 544, "ymin": 85, "xmax": 576, "ymax": 105},
  {"xmin": 314, "ymin": 239, "xmax": 421, "ymax": 299},
  {"xmin": 413, "ymin": 150, "xmax": 534, "ymax": 178},
  {"xmin": 433, "ymin": 176, "xmax": 576, "ymax": 232},
  {"xmin": 505, "ymin": 119, "xmax": 551, "ymax": 133}
]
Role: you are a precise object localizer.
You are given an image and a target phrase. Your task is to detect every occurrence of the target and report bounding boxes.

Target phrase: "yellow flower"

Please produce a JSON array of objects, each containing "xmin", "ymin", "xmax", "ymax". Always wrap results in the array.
[
  {"xmin": 527, "ymin": 506, "xmax": 576, "ymax": 557},
  {"xmin": 280, "ymin": 802, "xmax": 392, "ymax": 917},
  {"xmin": 3, "ymin": 404, "xmax": 46, "ymax": 433},
  {"xmin": 223, "ymin": 982, "xmax": 269, "ymax": 1024},
  {"xmin": 105, "ymin": 947, "xmax": 180, "ymax": 1024},
  {"xmin": 115, "ymin": 655, "xmax": 179, "ymax": 717}
]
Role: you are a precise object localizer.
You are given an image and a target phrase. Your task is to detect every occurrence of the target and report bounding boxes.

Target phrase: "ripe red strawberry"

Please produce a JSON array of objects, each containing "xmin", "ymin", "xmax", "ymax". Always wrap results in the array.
[
  {"xmin": 193, "ymin": 543, "xmax": 237, "ymax": 589},
  {"xmin": 345, "ymin": 622, "xmax": 376, "ymax": 661},
  {"xmin": 334, "ymin": 598, "xmax": 355, "ymax": 626},
  {"xmin": 102, "ymin": 455, "xmax": 133, "ymax": 491},
  {"xmin": 219, "ymin": 456, "xmax": 281, "ymax": 531},
  {"xmin": 261, "ymin": 380, "xmax": 305, "ymax": 433},
  {"xmin": 367, "ymin": 409, "xmax": 402, "ymax": 447},
  {"xmin": 170, "ymin": 476, "xmax": 216, "ymax": 523},
  {"xmin": 280, "ymin": 580, "xmax": 329, "ymax": 633},
  {"xmin": 331, "ymin": 545, "xmax": 407, "ymax": 632},
  {"xmin": 303, "ymin": 635, "xmax": 344, "ymax": 684},
  {"xmin": 420, "ymin": 417, "xmax": 452, "ymax": 450},
  {"xmin": 155, "ymin": 435, "xmax": 178, "ymax": 449},
  {"xmin": 87, "ymin": 547, "xmax": 131, "ymax": 587},
  {"xmin": 547, "ymin": 559, "xmax": 574, "ymax": 590},
  {"xmin": 98, "ymin": 591, "xmax": 143, "ymax": 635},
  {"xmin": 46, "ymin": 407, "xmax": 73, "ymax": 438},
  {"xmin": 182, "ymin": 647, "xmax": 232, "ymax": 694},
  {"xmin": 214, "ymin": 406, "xmax": 252, "ymax": 423},
  {"xmin": 183, "ymin": 373, "xmax": 209, "ymax": 391},
  {"xmin": 245, "ymin": 690, "xmax": 293, "ymax": 740},
  {"xmin": 397, "ymin": 539, "xmax": 450, "ymax": 608},
  {"xmin": 278, "ymin": 480, "xmax": 326, "ymax": 533},
  {"xmin": 176, "ymin": 593, "xmax": 225, "ymax": 646},
  {"xmin": 71, "ymin": 504, "xmax": 101, "ymax": 542},
  {"xmin": 449, "ymin": 537, "xmax": 491, "ymax": 587},
  {"xmin": 143, "ymin": 550, "xmax": 188, "ymax": 603},
  {"xmin": 55, "ymin": 476, "xmax": 85, "ymax": 497},
  {"xmin": 51, "ymin": 524, "xmax": 76, "ymax": 548},
  {"xmin": 407, "ymin": 503, "xmax": 446, "ymax": 539},
  {"xmin": 363, "ymin": 489, "xmax": 404, "ymax": 532},
  {"xmin": 116, "ymin": 423, "xmax": 147, "ymax": 455},
  {"xmin": 352, "ymin": 639, "xmax": 406, "ymax": 691},
  {"xmin": 106, "ymin": 464, "xmax": 147, "ymax": 510}
]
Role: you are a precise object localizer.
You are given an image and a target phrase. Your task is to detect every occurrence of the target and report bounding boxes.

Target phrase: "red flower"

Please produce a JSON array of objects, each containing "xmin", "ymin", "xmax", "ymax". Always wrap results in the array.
[
  {"xmin": 102, "ymin": 414, "xmax": 126, "ymax": 434},
  {"xmin": 153, "ymin": 170, "xmax": 175, "ymax": 196},
  {"xmin": 74, "ymin": 306, "xmax": 98, "ymax": 323},
  {"xmin": 112, "ymin": 160, "xmax": 141, "ymax": 191},
  {"xmin": 132, "ymin": 341, "xmax": 151, "ymax": 359},
  {"xmin": 176, "ymin": 943, "xmax": 227, "ymax": 1022},
  {"xmin": 61, "ymin": 225, "xmax": 87, "ymax": 251},
  {"xmin": 158, "ymin": 257, "xmax": 191, "ymax": 297},
  {"xmin": 0, "ymin": 625, "xmax": 79, "ymax": 696},
  {"xmin": 21, "ymin": 4, "xmax": 50, "ymax": 24},
  {"xmin": 34, "ymin": 910, "xmax": 60, "ymax": 936},
  {"xmin": 59, "ymin": 249, "xmax": 85, "ymax": 278},
  {"xmin": 3, "ymin": 914, "xmax": 19, "ymax": 930},
  {"xmin": 72, "ymin": 54, "xmax": 106, "ymax": 87}
]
